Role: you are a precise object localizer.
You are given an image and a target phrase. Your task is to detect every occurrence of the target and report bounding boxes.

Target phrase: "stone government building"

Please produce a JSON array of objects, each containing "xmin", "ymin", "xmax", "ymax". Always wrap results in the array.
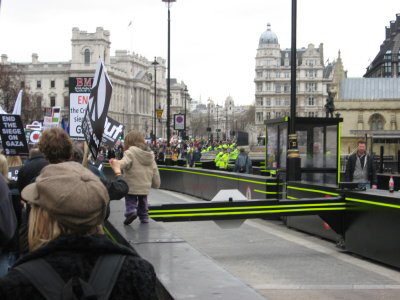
[
  {"xmin": 0, "ymin": 27, "xmax": 191, "ymax": 139},
  {"xmin": 254, "ymin": 23, "xmax": 345, "ymax": 139},
  {"xmin": 335, "ymin": 13, "xmax": 400, "ymax": 158}
]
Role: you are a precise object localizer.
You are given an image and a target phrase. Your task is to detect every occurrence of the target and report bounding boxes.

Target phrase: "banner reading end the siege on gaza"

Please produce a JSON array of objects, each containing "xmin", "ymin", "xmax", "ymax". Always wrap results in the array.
[
  {"xmin": 81, "ymin": 60, "xmax": 112, "ymax": 159},
  {"xmin": 0, "ymin": 114, "xmax": 29, "ymax": 156}
]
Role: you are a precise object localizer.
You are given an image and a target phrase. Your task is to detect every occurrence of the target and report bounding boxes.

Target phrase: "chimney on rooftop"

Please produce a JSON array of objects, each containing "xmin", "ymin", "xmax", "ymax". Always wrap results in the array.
[
  {"xmin": 1, "ymin": 54, "xmax": 8, "ymax": 64},
  {"xmin": 32, "ymin": 53, "xmax": 39, "ymax": 64}
]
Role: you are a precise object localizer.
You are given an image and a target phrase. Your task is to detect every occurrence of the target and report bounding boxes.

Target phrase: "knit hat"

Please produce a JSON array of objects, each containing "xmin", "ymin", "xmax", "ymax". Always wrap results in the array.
[{"xmin": 22, "ymin": 161, "xmax": 109, "ymax": 230}]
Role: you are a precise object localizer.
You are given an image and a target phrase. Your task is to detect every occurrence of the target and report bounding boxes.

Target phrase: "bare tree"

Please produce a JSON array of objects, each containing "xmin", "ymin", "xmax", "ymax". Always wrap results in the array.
[
  {"xmin": 0, "ymin": 63, "xmax": 40, "ymax": 124},
  {"xmin": 190, "ymin": 112, "xmax": 208, "ymax": 139},
  {"xmin": 237, "ymin": 105, "xmax": 255, "ymax": 130}
]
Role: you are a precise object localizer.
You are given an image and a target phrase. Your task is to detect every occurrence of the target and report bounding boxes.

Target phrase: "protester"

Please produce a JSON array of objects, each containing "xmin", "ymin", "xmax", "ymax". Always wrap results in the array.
[
  {"xmin": 110, "ymin": 130, "xmax": 160, "ymax": 225},
  {"xmin": 71, "ymin": 144, "xmax": 129, "ymax": 219},
  {"xmin": 0, "ymin": 157, "xmax": 19, "ymax": 277},
  {"xmin": 191, "ymin": 147, "xmax": 202, "ymax": 167},
  {"xmin": 345, "ymin": 141, "xmax": 377, "ymax": 189},
  {"xmin": 0, "ymin": 176, "xmax": 17, "ymax": 277},
  {"xmin": 234, "ymin": 148, "xmax": 252, "ymax": 174},
  {"xmin": 38, "ymin": 128, "xmax": 73, "ymax": 163},
  {"xmin": 0, "ymin": 162, "xmax": 157, "ymax": 299},
  {"xmin": 5, "ymin": 156, "xmax": 22, "ymax": 168},
  {"xmin": 16, "ymin": 146, "xmax": 49, "ymax": 193}
]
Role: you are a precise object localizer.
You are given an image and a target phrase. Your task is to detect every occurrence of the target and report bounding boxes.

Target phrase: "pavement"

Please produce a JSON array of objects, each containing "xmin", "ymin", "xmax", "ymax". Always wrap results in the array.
[{"xmin": 127, "ymin": 189, "xmax": 400, "ymax": 300}]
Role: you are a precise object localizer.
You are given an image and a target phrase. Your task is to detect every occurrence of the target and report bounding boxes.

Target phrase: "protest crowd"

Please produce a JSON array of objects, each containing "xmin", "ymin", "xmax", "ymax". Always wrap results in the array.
[{"xmin": 0, "ymin": 59, "xmax": 253, "ymax": 299}]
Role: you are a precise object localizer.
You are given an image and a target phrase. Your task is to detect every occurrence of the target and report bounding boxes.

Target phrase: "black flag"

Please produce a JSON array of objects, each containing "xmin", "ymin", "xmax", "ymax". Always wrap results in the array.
[{"xmin": 82, "ymin": 59, "xmax": 113, "ymax": 159}]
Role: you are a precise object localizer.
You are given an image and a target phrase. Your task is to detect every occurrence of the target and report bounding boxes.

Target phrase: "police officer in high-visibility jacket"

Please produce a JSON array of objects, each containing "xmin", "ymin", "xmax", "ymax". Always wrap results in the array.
[
  {"xmin": 218, "ymin": 149, "xmax": 230, "ymax": 170},
  {"xmin": 214, "ymin": 149, "xmax": 224, "ymax": 168},
  {"xmin": 230, "ymin": 147, "xmax": 239, "ymax": 161}
]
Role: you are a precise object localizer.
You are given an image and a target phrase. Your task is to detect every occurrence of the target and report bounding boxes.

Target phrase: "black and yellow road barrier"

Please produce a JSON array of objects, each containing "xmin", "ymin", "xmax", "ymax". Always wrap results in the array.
[{"xmin": 149, "ymin": 197, "xmax": 345, "ymax": 222}]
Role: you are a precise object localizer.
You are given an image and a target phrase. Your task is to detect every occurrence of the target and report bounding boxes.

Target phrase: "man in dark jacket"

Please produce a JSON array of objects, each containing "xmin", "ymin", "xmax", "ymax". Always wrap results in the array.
[
  {"xmin": 16, "ymin": 147, "xmax": 49, "ymax": 193},
  {"xmin": 345, "ymin": 141, "xmax": 377, "ymax": 188},
  {"xmin": 234, "ymin": 148, "xmax": 252, "ymax": 174}
]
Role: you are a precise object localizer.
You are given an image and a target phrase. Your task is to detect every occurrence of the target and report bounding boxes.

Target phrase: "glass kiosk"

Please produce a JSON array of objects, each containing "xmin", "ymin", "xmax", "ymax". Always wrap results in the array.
[{"xmin": 265, "ymin": 117, "xmax": 343, "ymax": 185}]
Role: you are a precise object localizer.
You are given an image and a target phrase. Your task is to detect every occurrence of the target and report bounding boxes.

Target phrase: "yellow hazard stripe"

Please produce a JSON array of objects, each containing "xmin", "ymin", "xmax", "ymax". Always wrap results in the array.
[
  {"xmin": 287, "ymin": 186, "xmax": 339, "ymax": 196},
  {"xmin": 346, "ymin": 197, "xmax": 400, "ymax": 209},
  {"xmin": 253, "ymin": 189, "xmax": 279, "ymax": 195},
  {"xmin": 287, "ymin": 196, "xmax": 299, "ymax": 200},
  {"xmin": 149, "ymin": 202, "xmax": 347, "ymax": 214},
  {"xmin": 150, "ymin": 207, "xmax": 346, "ymax": 218},
  {"xmin": 159, "ymin": 167, "xmax": 277, "ymax": 185}
]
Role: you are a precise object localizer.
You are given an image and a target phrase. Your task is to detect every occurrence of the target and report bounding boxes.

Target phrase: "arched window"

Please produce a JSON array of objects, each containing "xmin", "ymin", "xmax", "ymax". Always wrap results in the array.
[
  {"xmin": 370, "ymin": 114, "xmax": 385, "ymax": 130},
  {"xmin": 84, "ymin": 49, "xmax": 90, "ymax": 65}
]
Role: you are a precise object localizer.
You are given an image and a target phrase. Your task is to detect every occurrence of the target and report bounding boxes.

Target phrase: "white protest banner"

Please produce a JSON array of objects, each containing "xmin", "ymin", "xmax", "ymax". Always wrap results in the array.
[
  {"xmin": 69, "ymin": 77, "xmax": 93, "ymax": 140},
  {"xmin": 82, "ymin": 59, "xmax": 112, "ymax": 159},
  {"xmin": 12, "ymin": 90, "xmax": 22, "ymax": 115}
]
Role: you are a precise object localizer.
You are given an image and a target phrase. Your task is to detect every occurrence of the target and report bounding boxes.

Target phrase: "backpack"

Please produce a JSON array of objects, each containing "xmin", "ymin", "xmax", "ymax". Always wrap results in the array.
[
  {"xmin": 239, "ymin": 156, "xmax": 248, "ymax": 173},
  {"xmin": 14, "ymin": 254, "xmax": 126, "ymax": 300}
]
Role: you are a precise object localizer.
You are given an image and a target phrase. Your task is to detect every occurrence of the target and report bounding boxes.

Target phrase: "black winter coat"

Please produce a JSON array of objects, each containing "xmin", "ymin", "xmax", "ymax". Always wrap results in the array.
[
  {"xmin": 344, "ymin": 153, "xmax": 377, "ymax": 185},
  {"xmin": 17, "ymin": 155, "xmax": 49, "ymax": 193},
  {"xmin": 0, "ymin": 235, "xmax": 158, "ymax": 300}
]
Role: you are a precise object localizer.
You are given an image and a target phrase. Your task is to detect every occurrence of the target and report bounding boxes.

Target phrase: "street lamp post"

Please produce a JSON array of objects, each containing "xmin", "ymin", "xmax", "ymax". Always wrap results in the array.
[
  {"xmin": 152, "ymin": 57, "xmax": 159, "ymax": 144},
  {"xmin": 184, "ymin": 85, "xmax": 188, "ymax": 140},
  {"xmin": 287, "ymin": 0, "xmax": 301, "ymax": 180},
  {"xmin": 162, "ymin": 0, "xmax": 176, "ymax": 156},
  {"xmin": 207, "ymin": 99, "xmax": 211, "ymax": 142},
  {"xmin": 216, "ymin": 104, "xmax": 220, "ymax": 143}
]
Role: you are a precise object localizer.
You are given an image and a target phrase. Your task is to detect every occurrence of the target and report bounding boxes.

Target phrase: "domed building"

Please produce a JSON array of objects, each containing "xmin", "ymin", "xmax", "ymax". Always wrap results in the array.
[{"xmin": 254, "ymin": 23, "xmax": 342, "ymax": 138}]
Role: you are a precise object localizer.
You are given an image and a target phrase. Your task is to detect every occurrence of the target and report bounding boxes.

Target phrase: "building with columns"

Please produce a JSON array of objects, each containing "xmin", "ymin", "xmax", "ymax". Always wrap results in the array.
[
  {"xmin": 0, "ymin": 27, "xmax": 191, "ymax": 140},
  {"xmin": 254, "ymin": 24, "xmax": 342, "ymax": 137}
]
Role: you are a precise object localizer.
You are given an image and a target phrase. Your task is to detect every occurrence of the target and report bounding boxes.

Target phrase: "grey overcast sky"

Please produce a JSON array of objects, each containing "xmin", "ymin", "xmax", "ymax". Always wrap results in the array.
[{"xmin": 0, "ymin": 0, "xmax": 399, "ymax": 105}]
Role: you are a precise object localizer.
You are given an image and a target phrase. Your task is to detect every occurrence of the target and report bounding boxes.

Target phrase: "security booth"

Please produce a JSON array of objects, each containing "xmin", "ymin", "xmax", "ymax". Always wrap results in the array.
[{"xmin": 265, "ymin": 117, "xmax": 343, "ymax": 185}]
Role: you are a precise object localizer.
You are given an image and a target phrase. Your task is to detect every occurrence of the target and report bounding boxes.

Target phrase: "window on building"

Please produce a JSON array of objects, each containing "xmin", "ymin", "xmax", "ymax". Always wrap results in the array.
[
  {"xmin": 370, "ymin": 114, "xmax": 385, "ymax": 130},
  {"xmin": 256, "ymin": 71, "xmax": 262, "ymax": 78},
  {"xmin": 256, "ymin": 83, "xmax": 262, "ymax": 92},
  {"xmin": 64, "ymin": 96, "xmax": 69, "ymax": 107},
  {"xmin": 51, "ymin": 80, "xmax": 55, "ymax": 88},
  {"xmin": 37, "ymin": 80, "xmax": 41, "ymax": 88},
  {"xmin": 36, "ymin": 96, "xmax": 42, "ymax": 108},
  {"xmin": 275, "ymin": 84, "xmax": 281, "ymax": 93},
  {"xmin": 284, "ymin": 72, "xmax": 290, "ymax": 78},
  {"xmin": 256, "ymin": 97, "xmax": 263, "ymax": 106},
  {"xmin": 308, "ymin": 96, "xmax": 315, "ymax": 106},
  {"xmin": 84, "ymin": 49, "xmax": 90, "ymax": 65},
  {"xmin": 256, "ymin": 112, "xmax": 263, "ymax": 122},
  {"xmin": 284, "ymin": 84, "xmax": 290, "ymax": 93},
  {"xmin": 50, "ymin": 96, "xmax": 56, "ymax": 107},
  {"xmin": 265, "ymin": 98, "xmax": 271, "ymax": 106},
  {"xmin": 266, "ymin": 112, "xmax": 271, "ymax": 119},
  {"xmin": 384, "ymin": 50, "xmax": 392, "ymax": 77},
  {"xmin": 266, "ymin": 82, "xmax": 271, "ymax": 91},
  {"xmin": 275, "ymin": 99, "xmax": 281, "ymax": 106},
  {"xmin": 275, "ymin": 71, "xmax": 280, "ymax": 78},
  {"xmin": 64, "ymin": 80, "xmax": 69, "ymax": 88},
  {"xmin": 398, "ymin": 51, "xmax": 400, "ymax": 75},
  {"xmin": 306, "ymin": 82, "xmax": 316, "ymax": 92},
  {"xmin": 308, "ymin": 112, "xmax": 315, "ymax": 117}
]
